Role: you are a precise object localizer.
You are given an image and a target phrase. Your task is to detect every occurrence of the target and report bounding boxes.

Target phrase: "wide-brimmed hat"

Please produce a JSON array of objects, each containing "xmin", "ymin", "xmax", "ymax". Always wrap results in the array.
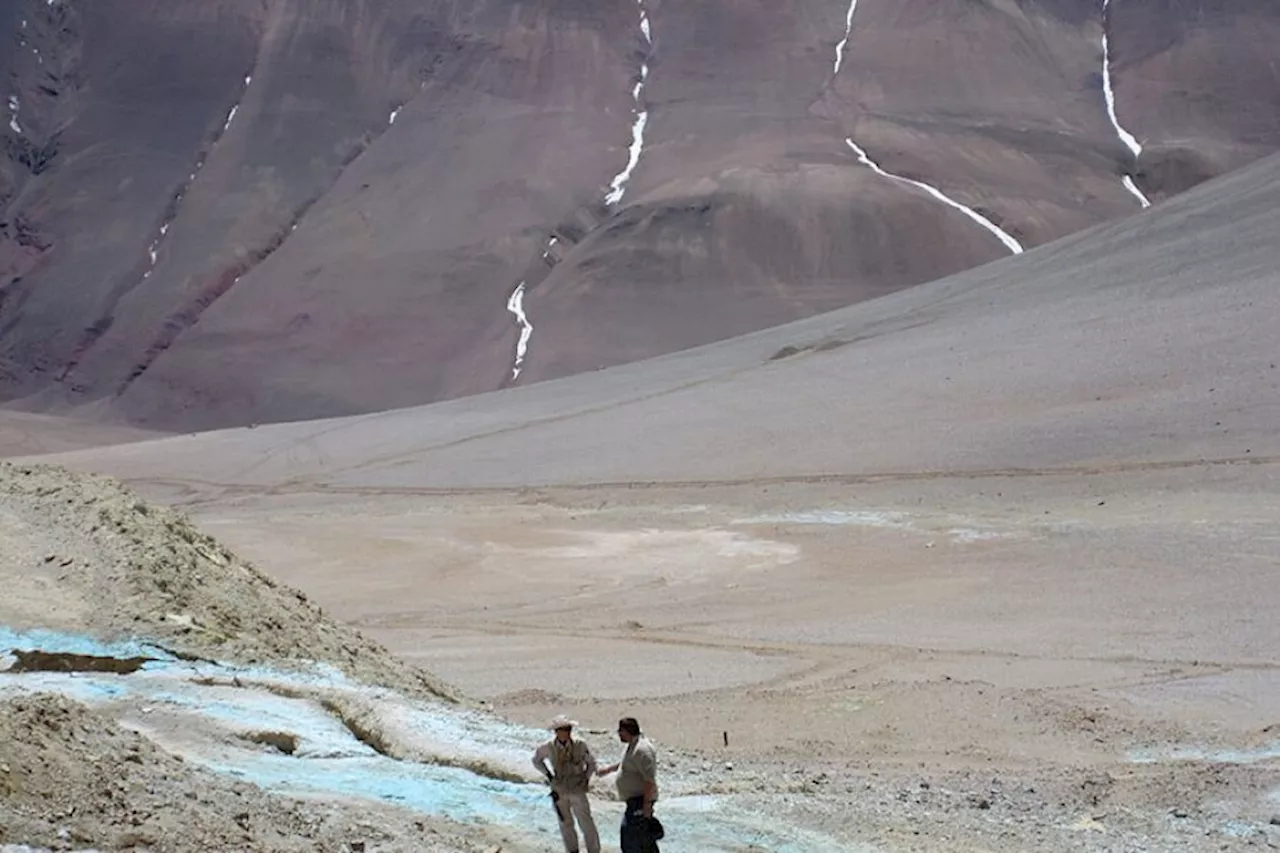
[{"xmin": 550, "ymin": 715, "xmax": 578, "ymax": 731}]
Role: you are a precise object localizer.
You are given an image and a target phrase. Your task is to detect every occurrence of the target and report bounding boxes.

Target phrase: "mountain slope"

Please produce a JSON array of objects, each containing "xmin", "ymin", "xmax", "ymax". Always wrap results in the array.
[
  {"xmin": 28, "ymin": 148, "xmax": 1280, "ymax": 490},
  {"xmin": 1, "ymin": 0, "xmax": 1277, "ymax": 429}
]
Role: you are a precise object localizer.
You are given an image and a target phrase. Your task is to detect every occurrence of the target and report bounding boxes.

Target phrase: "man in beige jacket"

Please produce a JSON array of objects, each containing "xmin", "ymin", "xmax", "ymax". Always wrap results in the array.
[
  {"xmin": 532, "ymin": 715, "xmax": 601, "ymax": 853},
  {"xmin": 597, "ymin": 716, "xmax": 660, "ymax": 853}
]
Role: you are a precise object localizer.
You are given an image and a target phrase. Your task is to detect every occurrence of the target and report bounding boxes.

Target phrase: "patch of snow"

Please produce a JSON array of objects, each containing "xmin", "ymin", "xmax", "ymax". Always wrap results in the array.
[
  {"xmin": 1128, "ymin": 742, "xmax": 1280, "ymax": 765},
  {"xmin": 1100, "ymin": 7, "xmax": 1141, "ymax": 159},
  {"xmin": 0, "ymin": 625, "xmax": 855, "ymax": 851},
  {"xmin": 244, "ymin": 75, "xmax": 252, "ymax": 87},
  {"xmin": 733, "ymin": 509, "xmax": 1016, "ymax": 544},
  {"xmin": 506, "ymin": 281, "xmax": 533, "ymax": 380},
  {"xmin": 947, "ymin": 527, "xmax": 1014, "ymax": 543},
  {"xmin": 604, "ymin": 3, "xmax": 652, "ymax": 206},
  {"xmin": 206, "ymin": 753, "xmax": 538, "ymax": 826},
  {"xmin": 0, "ymin": 626, "xmax": 176, "ymax": 662},
  {"xmin": 1100, "ymin": 0, "xmax": 1149, "ymax": 209},
  {"xmin": 139, "ymin": 72, "xmax": 248, "ymax": 284},
  {"xmin": 388, "ymin": 106, "xmax": 401, "ymax": 125},
  {"xmin": 845, "ymin": 138, "xmax": 1024, "ymax": 254},
  {"xmin": 378, "ymin": 697, "xmax": 539, "ymax": 778},
  {"xmin": 8, "ymin": 118, "xmax": 20, "ymax": 135},
  {"xmin": 833, "ymin": 0, "xmax": 860, "ymax": 76},
  {"xmin": 145, "ymin": 682, "xmax": 377, "ymax": 760},
  {"xmin": 736, "ymin": 509, "xmax": 912, "ymax": 529},
  {"xmin": 1220, "ymin": 820, "xmax": 1258, "ymax": 838},
  {"xmin": 604, "ymin": 108, "xmax": 648, "ymax": 206},
  {"xmin": 1122, "ymin": 174, "xmax": 1150, "ymax": 209}
]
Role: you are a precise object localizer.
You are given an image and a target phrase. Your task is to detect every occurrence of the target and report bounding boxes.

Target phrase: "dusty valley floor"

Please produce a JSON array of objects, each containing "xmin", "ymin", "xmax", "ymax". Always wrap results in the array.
[
  {"xmin": 4, "ymin": 456, "xmax": 1278, "ymax": 851},
  {"xmin": 104, "ymin": 459, "xmax": 1280, "ymax": 852}
]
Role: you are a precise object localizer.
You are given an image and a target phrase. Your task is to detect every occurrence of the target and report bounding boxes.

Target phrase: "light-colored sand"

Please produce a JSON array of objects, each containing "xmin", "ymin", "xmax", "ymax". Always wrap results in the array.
[
  {"xmin": 176, "ymin": 467, "xmax": 1280, "ymax": 753},
  {"xmin": 65, "ymin": 463, "xmax": 1274, "ymax": 850},
  {"xmin": 0, "ymin": 411, "xmax": 161, "ymax": 459}
]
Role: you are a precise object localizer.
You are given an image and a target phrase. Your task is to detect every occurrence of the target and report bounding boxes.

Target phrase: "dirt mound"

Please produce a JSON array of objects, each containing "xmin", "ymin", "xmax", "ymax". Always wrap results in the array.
[
  {"xmin": 0, "ymin": 461, "xmax": 458, "ymax": 701},
  {"xmin": 0, "ymin": 693, "xmax": 490, "ymax": 852}
]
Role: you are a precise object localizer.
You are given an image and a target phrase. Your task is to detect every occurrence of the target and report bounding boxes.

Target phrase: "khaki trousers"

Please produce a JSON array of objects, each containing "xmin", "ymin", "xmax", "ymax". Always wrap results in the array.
[{"xmin": 554, "ymin": 791, "xmax": 600, "ymax": 853}]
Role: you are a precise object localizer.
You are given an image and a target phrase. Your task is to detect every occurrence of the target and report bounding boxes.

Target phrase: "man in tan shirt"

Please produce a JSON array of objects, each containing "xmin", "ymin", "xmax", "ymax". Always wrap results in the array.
[
  {"xmin": 532, "ymin": 715, "xmax": 601, "ymax": 853},
  {"xmin": 597, "ymin": 716, "xmax": 661, "ymax": 853}
]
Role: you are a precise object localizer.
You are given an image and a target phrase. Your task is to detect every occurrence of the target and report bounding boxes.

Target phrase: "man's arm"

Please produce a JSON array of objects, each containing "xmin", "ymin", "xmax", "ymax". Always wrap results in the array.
[
  {"xmin": 582, "ymin": 742, "xmax": 599, "ymax": 777},
  {"xmin": 532, "ymin": 742, "xmax": 553, "ymax": 781},
  {"xmin": 642, "ymin": 779, "xmax": 658, "ymax": 817},
  {"xmin": 636, "ymin": 747, "xmax": 658, "ymax": 816}
]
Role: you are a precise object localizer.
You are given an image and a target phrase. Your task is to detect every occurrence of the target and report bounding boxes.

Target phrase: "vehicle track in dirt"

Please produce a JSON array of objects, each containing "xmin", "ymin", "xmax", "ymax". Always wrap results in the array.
[{"xmin": 127, "ymin": 453, "xmax": 1280, "ymax": 508}]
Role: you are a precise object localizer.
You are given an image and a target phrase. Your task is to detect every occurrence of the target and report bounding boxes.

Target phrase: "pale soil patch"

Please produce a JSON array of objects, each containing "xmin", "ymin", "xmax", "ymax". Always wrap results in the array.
[
  {"xmin": 0, "ymin": 412, "xmax": 161, "ymax": 459},
  {"xmin": 144, "ymin": 467, "xmax": 1280, "ymax": 850}
]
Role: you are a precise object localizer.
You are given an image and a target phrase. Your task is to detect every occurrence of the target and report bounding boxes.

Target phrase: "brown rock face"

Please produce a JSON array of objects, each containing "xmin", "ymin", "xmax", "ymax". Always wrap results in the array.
[{"xmin": 0, "ymin": 0, "xmax": 1276, "ymax": 429}]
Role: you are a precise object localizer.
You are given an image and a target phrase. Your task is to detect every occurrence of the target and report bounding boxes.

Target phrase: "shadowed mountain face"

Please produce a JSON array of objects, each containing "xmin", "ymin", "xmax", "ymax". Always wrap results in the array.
[{"xmin": 0, "ymin": 0, "xmax": 1277, "ymax": 429}]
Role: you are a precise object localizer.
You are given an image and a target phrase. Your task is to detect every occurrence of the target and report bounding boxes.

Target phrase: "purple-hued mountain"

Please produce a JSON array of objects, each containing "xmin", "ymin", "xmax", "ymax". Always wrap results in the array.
[{"xmin": 1, "ymin": 0, "xmax": 1276, "ymax": 429}]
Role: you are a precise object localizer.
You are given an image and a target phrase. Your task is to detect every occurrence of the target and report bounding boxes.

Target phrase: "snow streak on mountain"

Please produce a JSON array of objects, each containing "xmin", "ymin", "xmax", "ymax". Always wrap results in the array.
[
  {"xmin": 833, "ymin": 0, "xmax": 859, "ymax": 76},
  {"xmin": 604, "ymin": 0, "xmax": 653, "ymax": 207},
  {"xmin": 845, "ymin": 139, "xmax": 1024, "ymax": 254},
  {"xmin": 1101, "ymin": 0, "xmax": 1151, "ymax": 208}
]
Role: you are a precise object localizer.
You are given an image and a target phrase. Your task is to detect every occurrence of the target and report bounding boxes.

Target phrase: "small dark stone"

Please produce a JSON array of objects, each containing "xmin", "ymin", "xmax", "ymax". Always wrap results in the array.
[{"xmin": 968, "ymin": 794, "xmax": 991, "ymax": 810}]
